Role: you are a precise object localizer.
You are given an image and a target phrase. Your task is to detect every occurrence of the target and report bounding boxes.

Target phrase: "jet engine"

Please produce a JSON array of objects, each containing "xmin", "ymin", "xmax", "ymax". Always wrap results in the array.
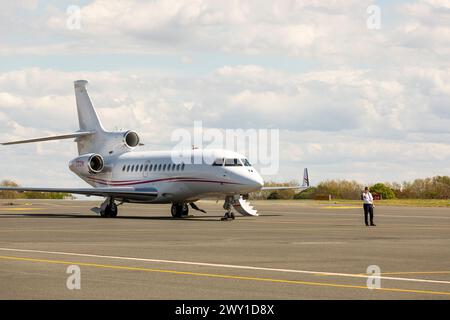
[
  {"xmin": 123, "ymin": 130, "xmax": 140, "ymax": 148},
  {"xmin": 95, "ymin": 130, "xmax": 141, "ymax": 155},
  {"xmin": 77, "ymin": 130, "xmax": 142, "ymax": 156},
  {"xmin": 69, "ymin": 153, "xmax": 104, "ymax": 175}
]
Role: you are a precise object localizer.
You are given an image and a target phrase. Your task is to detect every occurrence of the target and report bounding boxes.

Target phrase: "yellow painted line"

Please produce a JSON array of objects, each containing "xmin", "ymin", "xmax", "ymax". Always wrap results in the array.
[
  {"xmin": 0, "ymin": 208, "xmax": 44, "ymax": 211},
  {"xmin": 0, "ymin": 255, "xmax": 450, "ymax": 297},
  {"xmin": 322, "ymin": 206, "xmax": 360, "ymax": 209},
  {"xmin": 250, "ymin": 220, "xmax": 355, "ymax": 225},
  {"xmin": 320, "ymin": 271, "xmax": 450, "ymax": 278}
]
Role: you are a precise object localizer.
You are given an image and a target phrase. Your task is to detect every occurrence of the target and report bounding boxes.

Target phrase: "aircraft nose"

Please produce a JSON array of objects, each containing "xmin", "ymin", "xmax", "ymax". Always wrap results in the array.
[
  {"xmin": 244, "ymin": 171, "xmax": 264, "ymax": 191},
  {"xmin": 253, "ymin": 173, "xmax": 264, "ymax": 188}
]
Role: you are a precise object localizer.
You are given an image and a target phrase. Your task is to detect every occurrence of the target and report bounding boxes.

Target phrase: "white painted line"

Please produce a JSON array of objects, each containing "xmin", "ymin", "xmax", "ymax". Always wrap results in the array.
[{"xmin": 1, "ymin": 247, "xmax": 449, "ymax": 285}]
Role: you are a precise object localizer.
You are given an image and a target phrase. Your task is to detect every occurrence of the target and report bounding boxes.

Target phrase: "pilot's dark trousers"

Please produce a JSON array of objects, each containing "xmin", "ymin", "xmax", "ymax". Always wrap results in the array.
[{"xmin": 363, "ymin": 204, "xmax": 374, "ymax": 226}]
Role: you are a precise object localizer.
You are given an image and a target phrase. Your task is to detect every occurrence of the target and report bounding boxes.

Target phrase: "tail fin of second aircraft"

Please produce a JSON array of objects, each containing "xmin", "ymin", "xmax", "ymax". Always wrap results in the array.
[{"xmin": 302, "ymin": 168, "xmax": 310, "ymax": 187}]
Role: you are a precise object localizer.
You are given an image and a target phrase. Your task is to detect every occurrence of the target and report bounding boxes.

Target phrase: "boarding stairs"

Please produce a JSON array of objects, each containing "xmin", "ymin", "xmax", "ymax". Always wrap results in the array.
[{"xmin": 231, "ymin": 195, "xmax": 259, "ymax": 216}]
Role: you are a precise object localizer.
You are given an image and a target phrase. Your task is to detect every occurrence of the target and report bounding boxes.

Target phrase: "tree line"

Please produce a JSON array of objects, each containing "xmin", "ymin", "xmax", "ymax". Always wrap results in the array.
[
  {"xmin": 251, "ymin": 176, "xmax": 450, "ymax": 200},
  {"xmin": 3, "ymin": 176, "xmax": 450, "ymax": 200}
]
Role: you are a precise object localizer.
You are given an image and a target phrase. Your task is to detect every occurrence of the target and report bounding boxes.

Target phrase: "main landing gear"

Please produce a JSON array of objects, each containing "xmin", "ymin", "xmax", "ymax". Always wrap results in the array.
[
  {"xmin": 171, "ymin": 203, "xmax": 189, "ymax": 218},
  {"xmin": 221, "ymin": 196, "xmax": 235, "ymax": 221},
  {"xmin": 100, "ymin": 197, "xmax": 118, "ymax": 218}
]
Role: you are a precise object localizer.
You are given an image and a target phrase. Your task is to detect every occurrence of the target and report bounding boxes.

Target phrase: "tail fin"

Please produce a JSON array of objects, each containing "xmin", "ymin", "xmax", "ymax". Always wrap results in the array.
[
  {"xmin": 0, "ymin": 79, "xmax": 100, "ymax": 147},
  {"xmin": 302, "ymin": 168, "xmax": 310, "ymax": 187},
  {"xmin": 74, "ymin": 80, "xmax": 104, "ymax": 132}
]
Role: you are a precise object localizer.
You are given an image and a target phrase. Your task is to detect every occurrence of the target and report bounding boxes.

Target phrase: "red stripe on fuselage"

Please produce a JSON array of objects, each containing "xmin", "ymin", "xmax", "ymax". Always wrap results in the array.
[
  {"xmin": 86, "ymin": 176, "xmax": 241, "ymax": 186},
  {"xmin": 87, "ymin": 176, "xmax": 199, "ymax": 184}
]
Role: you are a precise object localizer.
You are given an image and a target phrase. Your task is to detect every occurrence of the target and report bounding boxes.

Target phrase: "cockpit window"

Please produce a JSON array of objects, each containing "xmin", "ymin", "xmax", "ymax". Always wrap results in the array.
[
  {"xmin": 224, "ymin": 158, "xmax": 243, "ymax": 166},
  {"xmin": 241, "ymin": 158, "xmax": 252, "ymax": 166},
  {"xmin": 212, "ymin": 158, "xmax": 224, "ymax": 166}
]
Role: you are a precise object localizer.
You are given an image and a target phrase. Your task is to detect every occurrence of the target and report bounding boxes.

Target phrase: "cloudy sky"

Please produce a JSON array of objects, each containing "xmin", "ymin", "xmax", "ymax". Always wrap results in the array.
[{"xmin": 1, "ymin": 0, "xmax": 450, "ymax": 187}]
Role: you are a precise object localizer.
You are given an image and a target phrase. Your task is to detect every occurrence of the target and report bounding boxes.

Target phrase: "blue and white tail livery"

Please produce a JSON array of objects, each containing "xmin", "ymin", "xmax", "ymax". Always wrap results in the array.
[{"xmin": 1, "ymin": 80, "xmax": 310, "ymax": 219}]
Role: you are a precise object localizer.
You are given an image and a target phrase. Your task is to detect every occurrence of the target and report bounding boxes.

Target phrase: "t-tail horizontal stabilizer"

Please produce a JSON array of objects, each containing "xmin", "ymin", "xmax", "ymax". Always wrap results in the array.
[{"xmin": 1, "ymin": 131, "xmax": 95, "ymax": 146}]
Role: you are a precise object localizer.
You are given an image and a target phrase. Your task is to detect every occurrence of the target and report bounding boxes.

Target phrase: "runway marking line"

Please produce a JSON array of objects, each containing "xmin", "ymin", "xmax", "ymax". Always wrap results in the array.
[
  {"xmin": 321, "ymin": 206, "xmax": 360, "ymax": 209},
  {"xmin": 318, "ymin": 271, "xmax": 450, "ymax": 278},
  {"xmin": 1, "ymin": 247, "xmax": 450, "ymax": 287},
  {"xmin": 0, "ymin": 208, "xmax": 43, "ymax": 211},
  {"xmin": 380, "ymin": 271, "xmax": 450, "ymax": 276},
  {"xmin": 0, "ymin": 255, "xmax": 450, "ymax": 297}
]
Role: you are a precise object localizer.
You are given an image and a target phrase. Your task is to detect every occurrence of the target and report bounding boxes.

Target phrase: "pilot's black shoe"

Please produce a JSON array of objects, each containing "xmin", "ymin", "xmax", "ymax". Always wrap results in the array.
[{"xmin": 370, "ymin": 223, "xmax": 376, "ymax": 226}]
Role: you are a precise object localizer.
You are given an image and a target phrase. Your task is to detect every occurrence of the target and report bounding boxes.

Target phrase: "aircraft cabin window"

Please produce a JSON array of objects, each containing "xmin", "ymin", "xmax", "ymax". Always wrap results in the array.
[
  {"xmin": 122, "ymin": 165, "xmax": 126, "ymax": 171},
  {"xmin": 127, "ymin": 165, "xmax": 130, "ymax": 172},
  {"xmin": 176, "ymin": 164, "xmax": 180, "ymax": 171},
  {"xmin": 139, "ymin": 164, "xmax": 143, "ymax": 171},
  {"xmin": 144, "ymin": 164, "xmax": 148, "ymax": 171},
  {"xmin": 162, "ymin": 164, "xmax": 166, "ymax": 171},
  {"xmin": 172, "ymin": 164, "xmax": 176, "ymax": 171},
  {"xmin": 158, "ymin": 164, "xmax": 161, "ymax": 171},
  {"xmin": 181, "ymin": 163, "xmax": 185, "ymax": 171},
  {"xmin": 131, "ymin": 165, "xmax": 135, "ymax": 172},
  {"xmin": 212, "ymin": 158, "xmax": 224, "ymax": 166},
  {"xmin": 149, "ymin": 164, "xmax": 153, "ymax": 171},
  {"xmin": 224, "ymin": 158, "xmax": 242, "ymax": 166}
]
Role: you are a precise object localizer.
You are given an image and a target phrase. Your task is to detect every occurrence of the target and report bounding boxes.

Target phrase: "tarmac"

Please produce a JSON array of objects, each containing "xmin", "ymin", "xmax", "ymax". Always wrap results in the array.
[{"xmin": 0, "ymin": 199, "xmax": 449, "ymax": 299}]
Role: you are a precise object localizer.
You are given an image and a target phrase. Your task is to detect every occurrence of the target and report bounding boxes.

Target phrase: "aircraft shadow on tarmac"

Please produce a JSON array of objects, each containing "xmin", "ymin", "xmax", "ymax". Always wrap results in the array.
[{"xmin": 0, "ymin": 213, "xmax": 281, "ymax": 221}]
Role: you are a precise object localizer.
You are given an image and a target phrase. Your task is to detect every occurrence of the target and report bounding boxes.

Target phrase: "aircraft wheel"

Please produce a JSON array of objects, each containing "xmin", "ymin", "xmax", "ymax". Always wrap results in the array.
[
  {"xmin": 101, "ymin": 202, "xmax": 118, "ymax": 218},
  {"xmin": 109, "ymin": 202, "xmax": 118, "ymax": 218},
  {"xmin": 171, "ymin": 203, "xmax": 181, "ymax": 218},
  {"xmin": 181, "ymin": 203, "xmax": 189, "ymax": 217},
  {"xmin": 171, "ymin": 203, "xmax": 188, "ymax": 218}
]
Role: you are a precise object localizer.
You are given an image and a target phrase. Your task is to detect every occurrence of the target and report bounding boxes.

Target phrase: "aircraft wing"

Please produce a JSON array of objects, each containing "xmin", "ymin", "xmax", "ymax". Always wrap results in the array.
[
  {"xmin": 261, "ymin": 168, "xmax": 310, "ymax": 191},
  {"xmin": 0, "ymin": 131, "xmax": 95, "ymax": 145},
  {"xmin": 0, "ymin": 186, "xmax": 158, "ymax": 199},
  {"xmin": 261, "ymin": 185, "xmax": 310, "ymax": 191}
]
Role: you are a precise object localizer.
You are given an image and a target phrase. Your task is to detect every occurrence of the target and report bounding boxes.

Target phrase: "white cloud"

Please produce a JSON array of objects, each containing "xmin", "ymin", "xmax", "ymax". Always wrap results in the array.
[{"xmin": 1, "ymin": 63, "xmax": 450, "ymax": 185}]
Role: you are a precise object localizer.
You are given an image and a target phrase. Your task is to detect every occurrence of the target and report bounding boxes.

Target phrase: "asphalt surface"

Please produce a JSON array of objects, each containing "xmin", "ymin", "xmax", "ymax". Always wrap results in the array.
[{"xmin": 0, "ymin": 199, "xmax": 449, "ymax": 300}]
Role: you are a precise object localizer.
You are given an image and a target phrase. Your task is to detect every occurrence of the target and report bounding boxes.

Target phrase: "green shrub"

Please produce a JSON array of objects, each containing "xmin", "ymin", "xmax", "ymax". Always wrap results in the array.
[{"xmin": 370, "ymin": 183, "xmax": 396, "ymax": 199}]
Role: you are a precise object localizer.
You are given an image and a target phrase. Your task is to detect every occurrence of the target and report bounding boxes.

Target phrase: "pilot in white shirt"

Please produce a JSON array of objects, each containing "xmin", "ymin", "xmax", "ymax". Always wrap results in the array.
[{"xmin": 362, "ymin": 187, "xmax": 376, "ymax": 226}]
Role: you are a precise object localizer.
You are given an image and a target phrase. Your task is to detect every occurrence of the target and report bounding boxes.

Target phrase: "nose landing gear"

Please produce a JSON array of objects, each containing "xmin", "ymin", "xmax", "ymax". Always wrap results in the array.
[
  {"xmin": 99, "ymin": 197, "xmax": 118, "ymax": 218},
  {"xmin": 221, "ymin": 196, "xmax": 235, "ymax": 221}
]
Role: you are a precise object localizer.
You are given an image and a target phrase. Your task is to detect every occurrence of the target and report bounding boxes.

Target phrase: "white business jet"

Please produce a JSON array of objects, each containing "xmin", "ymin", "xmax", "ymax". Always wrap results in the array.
[{"xmin": 0, "ymin": 80, "xmax": 309, "ymax": 220}]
